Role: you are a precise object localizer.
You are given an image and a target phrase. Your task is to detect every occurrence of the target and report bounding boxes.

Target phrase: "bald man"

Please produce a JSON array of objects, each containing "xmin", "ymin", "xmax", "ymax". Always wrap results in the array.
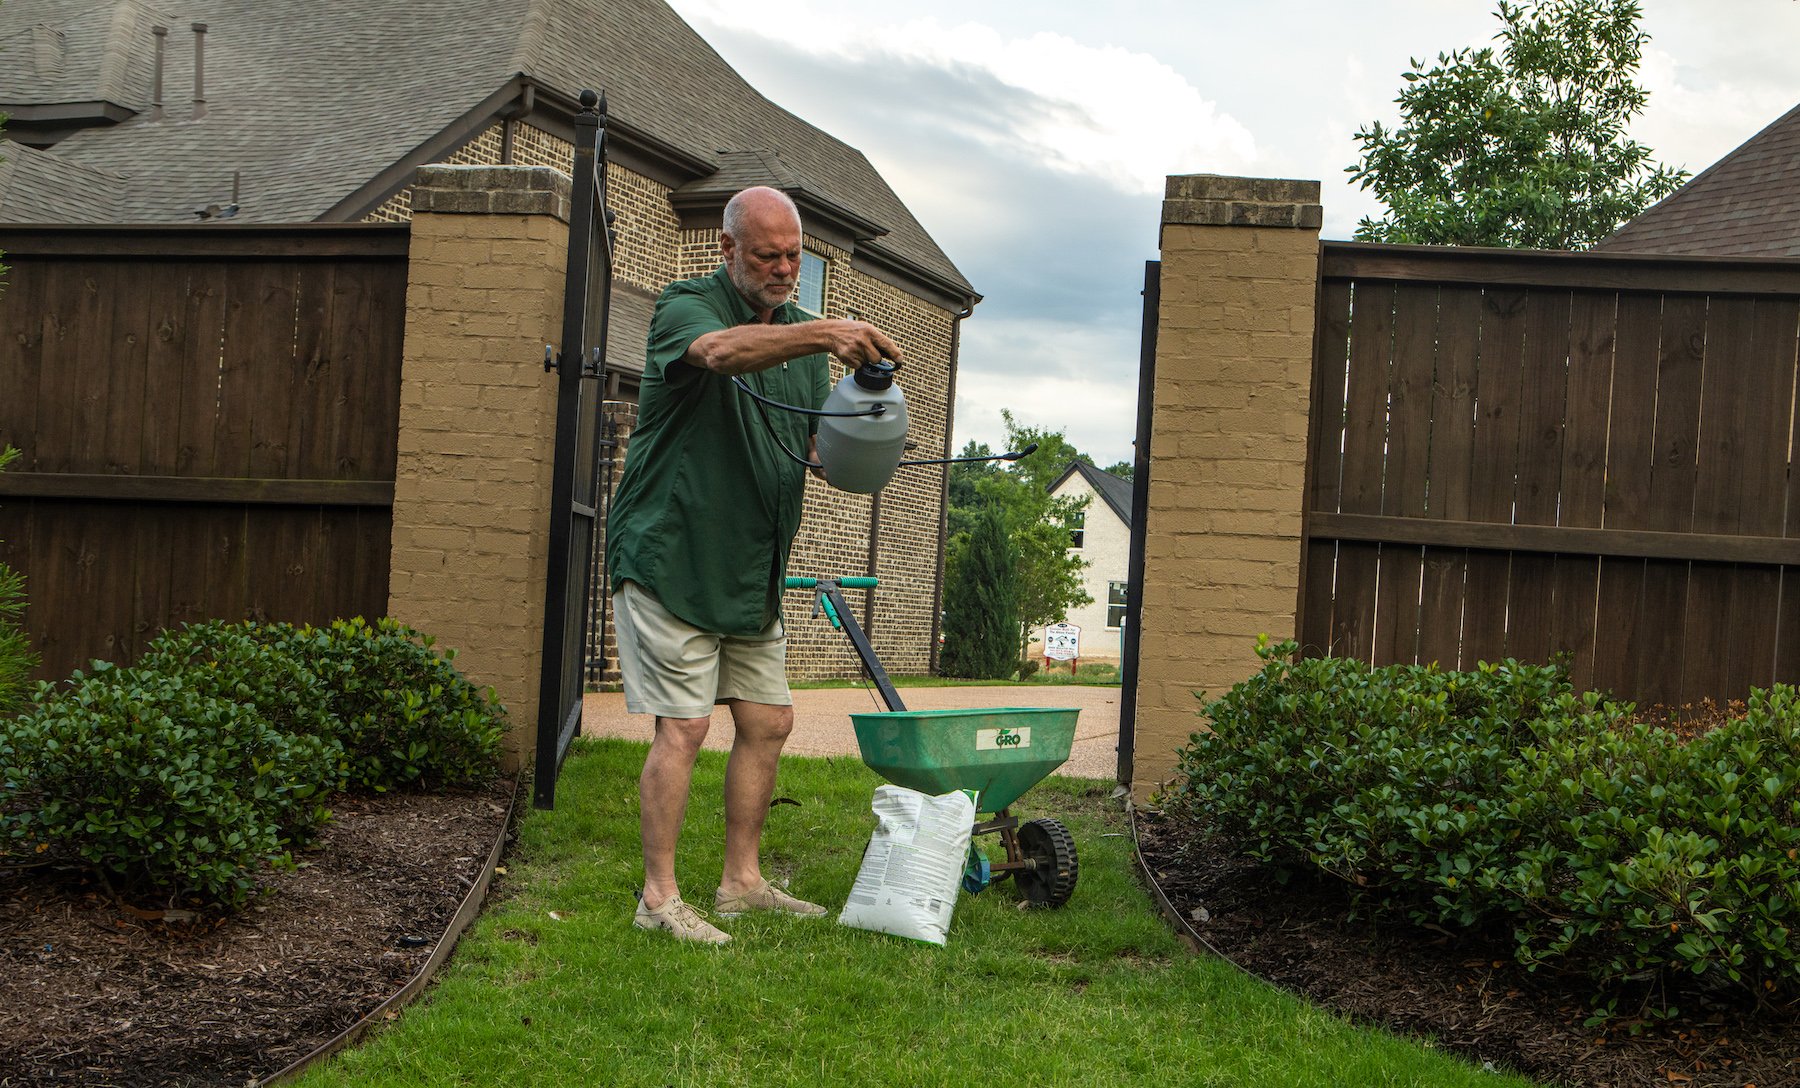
[{"xmin": 606, "ymin": 186, "xmax": 903, "ymax": 943}]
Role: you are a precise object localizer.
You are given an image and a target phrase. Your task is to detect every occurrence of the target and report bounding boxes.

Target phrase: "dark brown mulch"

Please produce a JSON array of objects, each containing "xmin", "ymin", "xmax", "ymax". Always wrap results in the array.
[
  {"xmin": 0, "ymin": 778, "xmax": 514, "ymax": 1088},
  {"xmin": 1134, "ymin": 807, "xmax": 1800, "ymax": 1088}
]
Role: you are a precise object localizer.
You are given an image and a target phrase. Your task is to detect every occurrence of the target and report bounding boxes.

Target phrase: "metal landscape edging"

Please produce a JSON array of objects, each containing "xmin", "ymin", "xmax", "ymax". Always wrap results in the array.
[
  {"xmin": 255, "ymin": 776, "xmax": 521, "ymax": 1086},
  {"xmin": 1127, "ymin": 799, "xmax": 1252, "ymax": 975}
]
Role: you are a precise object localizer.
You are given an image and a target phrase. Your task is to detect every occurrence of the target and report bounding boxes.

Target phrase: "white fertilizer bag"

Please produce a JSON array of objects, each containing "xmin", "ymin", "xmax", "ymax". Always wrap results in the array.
[{"xmin": 838, "ymin": 784, "xmax": 977, "ymax": 945}]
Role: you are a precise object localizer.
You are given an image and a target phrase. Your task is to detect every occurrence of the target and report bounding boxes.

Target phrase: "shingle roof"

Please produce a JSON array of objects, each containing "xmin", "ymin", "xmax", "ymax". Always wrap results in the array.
[
  {"xmin": 606, "ymin": 281, "xmax": 656, "ymax": 375},
  {"xmin": 0, "ymin": 0, "xmax": 972, "ymax": 299},
  {"xmin": 0, "ymin": 0, "xmax": 162, "ymax": 109},
  {"xmin": 1597, "ymin": 102, "xmax": 1800, "ymax": 257},
  {"xmin": 0, "ymin": 139, "xmax": 125, "ymax": 220},
  {"xmin": 1049, "ymin": 461, "xmax": 1134, "ymax": 528}
]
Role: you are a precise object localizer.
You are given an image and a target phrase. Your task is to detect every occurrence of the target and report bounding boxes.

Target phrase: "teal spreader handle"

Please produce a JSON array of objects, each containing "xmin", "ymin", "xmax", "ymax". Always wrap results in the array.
[{"xmin": 784, "ymin": 575, "xmax": 880, "ymax": 589}]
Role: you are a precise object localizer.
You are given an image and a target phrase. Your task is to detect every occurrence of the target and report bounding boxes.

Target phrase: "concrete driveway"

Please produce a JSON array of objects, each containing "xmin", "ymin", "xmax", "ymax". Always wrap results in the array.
[{"xmin": 582, "ymin": 683, "xmax": 1123, "ymax": 782}]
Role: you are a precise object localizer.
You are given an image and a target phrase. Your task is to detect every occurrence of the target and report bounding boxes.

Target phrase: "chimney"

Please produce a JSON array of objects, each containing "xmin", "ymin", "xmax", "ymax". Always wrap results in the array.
[
  {"xmin": 151, "ymin": 25, "xmax": 167, "ymax": 121},
  {"xmin": 191, "ymin": 22, "xmax": 207, "ymax": 120}
]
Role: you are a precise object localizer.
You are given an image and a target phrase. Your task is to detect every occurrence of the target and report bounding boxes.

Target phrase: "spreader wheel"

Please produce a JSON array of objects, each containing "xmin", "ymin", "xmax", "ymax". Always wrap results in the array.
[{"xmin": 1014, "ymin": 817, "xmax": 1078, "ymax": 908}]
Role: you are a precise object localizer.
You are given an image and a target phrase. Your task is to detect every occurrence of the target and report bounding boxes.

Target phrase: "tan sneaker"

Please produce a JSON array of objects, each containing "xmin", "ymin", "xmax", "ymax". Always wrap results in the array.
[
  {"xmin": 634, "ymin": 892, "xmax": 731, "ymax": 945},
  {"xmin": 714, "ymin": 880, "xmax": 827, "ymax": 919}
]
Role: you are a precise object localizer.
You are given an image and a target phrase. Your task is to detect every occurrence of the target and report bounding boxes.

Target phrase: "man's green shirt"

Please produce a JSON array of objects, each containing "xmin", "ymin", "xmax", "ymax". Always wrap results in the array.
[{"xmin": 605, "ymin": 265, "xmax": 830, "ymax": 636}]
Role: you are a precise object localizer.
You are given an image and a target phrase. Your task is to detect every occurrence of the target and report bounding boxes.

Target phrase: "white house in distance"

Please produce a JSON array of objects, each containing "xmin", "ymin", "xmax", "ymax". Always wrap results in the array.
[{"xmin": 1035, "ymin": 462, "xmax": 1134, "ymax": 668}]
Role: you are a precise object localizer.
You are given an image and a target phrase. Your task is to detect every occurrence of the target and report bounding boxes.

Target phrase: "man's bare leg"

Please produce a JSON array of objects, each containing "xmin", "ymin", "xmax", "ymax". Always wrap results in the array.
[
  {"xmin": 639, "ymin": 714, "xmax": 712, "ymax": 908},
  {"xmin": 717, "ymin": 699, "xmax": 793, "ymax": 897}
]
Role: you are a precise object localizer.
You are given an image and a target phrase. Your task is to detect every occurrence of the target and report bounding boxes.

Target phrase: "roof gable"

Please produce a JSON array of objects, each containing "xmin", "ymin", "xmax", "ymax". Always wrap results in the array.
[
  {"xmin": 1598, "ymin": 102, "xmax": 1800, "ymax": 257},
  {"xmin": 0, "ymin": 0, "xmax": 165, "ymax": 142},
  {"xmin": 1049, "ymin": 461, "xmax": 1134, "ymax": 528},
  {"xmin": 0, "ymin": 139, "xmax": 126, "ymax": 220}
]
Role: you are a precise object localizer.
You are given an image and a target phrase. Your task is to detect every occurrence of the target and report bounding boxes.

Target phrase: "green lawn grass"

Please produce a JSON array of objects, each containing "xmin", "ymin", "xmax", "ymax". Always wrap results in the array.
[{"xmin": 297, "ymin": 739, "xmax": 1537, "ymax": 1088}]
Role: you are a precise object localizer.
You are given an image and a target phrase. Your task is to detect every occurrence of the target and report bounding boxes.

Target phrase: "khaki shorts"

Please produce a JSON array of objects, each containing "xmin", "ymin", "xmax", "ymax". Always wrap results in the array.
[{"xmin": 613, "ymin": 580, "xmax": 791, "ymax": 719}]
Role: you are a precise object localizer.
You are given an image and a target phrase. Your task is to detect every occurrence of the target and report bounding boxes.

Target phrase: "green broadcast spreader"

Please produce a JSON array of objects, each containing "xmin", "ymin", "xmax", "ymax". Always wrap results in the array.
[{"xmin": 786, "ymin": 576, "xmax": 1080, "ymax": 908}]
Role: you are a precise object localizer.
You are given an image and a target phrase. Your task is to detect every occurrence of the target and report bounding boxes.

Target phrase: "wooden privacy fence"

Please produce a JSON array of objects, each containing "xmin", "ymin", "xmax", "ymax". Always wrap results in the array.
[
  {"xmin": 0, "ymin": 225, "xmax": 408, "ymax": 680},
  {"xmin": 1304, "ymin": 242, "xmax": 1800, "ymax": 710}
]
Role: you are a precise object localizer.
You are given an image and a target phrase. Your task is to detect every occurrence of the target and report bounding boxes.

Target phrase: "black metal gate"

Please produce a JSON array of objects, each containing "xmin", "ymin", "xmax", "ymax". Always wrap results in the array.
[{"xmin": 535, "ymin": 89, "xmax": 615, "ymax": 809}]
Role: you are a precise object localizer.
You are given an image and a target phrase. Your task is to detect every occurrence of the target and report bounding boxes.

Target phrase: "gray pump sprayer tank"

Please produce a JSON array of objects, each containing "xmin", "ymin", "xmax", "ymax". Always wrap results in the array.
[{"xmin": 733, "ymin": 360, "xmax": 1036, "ymax": 493}]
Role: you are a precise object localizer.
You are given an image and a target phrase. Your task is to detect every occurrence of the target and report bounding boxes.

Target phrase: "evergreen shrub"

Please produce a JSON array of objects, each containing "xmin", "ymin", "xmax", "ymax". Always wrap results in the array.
[
  {"xmin": 1170, "ymin": 637, "xmax": 1800, "ymax": 1000},
  {"xmin": 254, "ymin": 617, "xmax": 505, "ymax": 791},
  {"xmin": 940, "ymin": 505, "xmax": 1021, "ymax": 679},
  {"xmin": 3, "ymin": 661, "xmax": 342, "ymax": 907},
  {"xmin": 1, "ymin": 617, "xmax": 506, "ymax": 909},
  {"xmin": 0, "ymin": 446, "xmax": 36, "ymax": 716}
]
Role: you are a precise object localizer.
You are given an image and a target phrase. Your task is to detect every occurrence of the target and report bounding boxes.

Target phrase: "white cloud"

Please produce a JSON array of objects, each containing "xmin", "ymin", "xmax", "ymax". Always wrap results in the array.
[
  {"xmin": 952, "ymin": 318, "xmax": 1142, "ymax": 466},
  {"xmin": 676, "ymin": 3, "xmax": 1255, "ymax": 195},
  {"xmin": 1636, "ymin": 42, "xmax": 1800, "ymax": 177},
  {"xmin": 954, "ymin": 366, "xmax": 1139, "ymax": 469},
  {"xmin": 669, "ymin": 0, "xmax": 1800, "ymax": 472}
]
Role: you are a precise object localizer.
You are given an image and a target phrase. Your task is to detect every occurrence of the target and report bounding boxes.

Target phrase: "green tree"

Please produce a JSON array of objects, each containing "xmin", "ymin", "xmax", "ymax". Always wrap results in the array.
[
  {"xmin": 1348, "ymin": 0, "xmax": 1686, "ymax": 249},
  {"xmin": 939, "ymin": 505, "xmax": 1019, "ymax": 679},
  {"xmin": 1101, "ymin": 460, "xmax": 1134, "ymax": 481},
  {"xmin": 946, "ymin": 440, "xmax": 1002, "ymax": 544},
  {"xmin": 941, "ymin": 412, "xmax": 1093, "ymax": 674},
  {"xmin": 992, "ymin": 413, "xmax": 1093, "ymax": 663}
]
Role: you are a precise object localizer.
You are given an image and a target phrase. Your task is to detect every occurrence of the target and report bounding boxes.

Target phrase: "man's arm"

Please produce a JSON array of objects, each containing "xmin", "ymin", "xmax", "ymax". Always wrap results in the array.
[{"xmin": 683, "ymin": 319, "xmax": 902, "ymax": 376}]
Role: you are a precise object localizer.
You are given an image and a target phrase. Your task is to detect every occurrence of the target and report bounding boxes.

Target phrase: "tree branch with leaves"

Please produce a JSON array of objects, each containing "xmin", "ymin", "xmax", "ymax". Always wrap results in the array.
[
  {"xmin": 1348, "ymin": 0, "xmax": 1687, "ymax": 250},
  {"xmin": 941, "ymin": 411, "xmax": 1093, "ymax": 677}
]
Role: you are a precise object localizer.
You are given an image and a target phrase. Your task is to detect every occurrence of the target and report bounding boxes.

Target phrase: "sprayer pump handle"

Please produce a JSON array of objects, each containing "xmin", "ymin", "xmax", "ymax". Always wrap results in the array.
[{"xmin": 853, "ymin": 359, "xmax": 898, "ymax": 390}]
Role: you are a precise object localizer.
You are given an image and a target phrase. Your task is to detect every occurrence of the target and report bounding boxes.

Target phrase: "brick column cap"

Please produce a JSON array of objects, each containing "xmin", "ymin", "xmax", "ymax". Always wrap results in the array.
[
  {"xmin": 412, "ymin": 164, "xmax": 573, "ymax": 222},
  {"xmin": 1162, "ymin": 173, "xmax": 1322, "ymax": 230}
]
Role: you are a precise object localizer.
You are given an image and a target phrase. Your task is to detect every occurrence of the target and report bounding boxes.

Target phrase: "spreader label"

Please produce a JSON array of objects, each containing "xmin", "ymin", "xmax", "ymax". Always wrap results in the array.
[{"xmin": 976, "ymin": 727, "xmax": 1031, "ymax": 751}]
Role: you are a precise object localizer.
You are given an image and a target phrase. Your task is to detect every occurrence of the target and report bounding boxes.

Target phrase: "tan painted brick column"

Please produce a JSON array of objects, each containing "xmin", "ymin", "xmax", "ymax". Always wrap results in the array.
[
  {"xmin": 1133, "ymin": 175, "xmax": 1321, "ymax": 798},
  {"xmin": 388, "ymin": 165, "xmax": 573, "ymax": 773}
]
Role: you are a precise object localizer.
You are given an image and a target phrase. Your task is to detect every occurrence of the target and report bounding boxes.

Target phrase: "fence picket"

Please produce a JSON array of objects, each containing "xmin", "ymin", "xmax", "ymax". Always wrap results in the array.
[
  {"xmin": 1305, "ymin": 244, "xmax": 1800, "ymax": 711},
  {"xmin": 0, "ymin": 226, "xmax": 406, "ymax": 680}
]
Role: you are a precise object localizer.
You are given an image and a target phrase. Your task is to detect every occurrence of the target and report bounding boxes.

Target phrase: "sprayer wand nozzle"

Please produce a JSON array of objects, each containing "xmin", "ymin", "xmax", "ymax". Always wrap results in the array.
[{"xmin": 894, "ymin": 440, "xmax": 1040, "ymax": 469}]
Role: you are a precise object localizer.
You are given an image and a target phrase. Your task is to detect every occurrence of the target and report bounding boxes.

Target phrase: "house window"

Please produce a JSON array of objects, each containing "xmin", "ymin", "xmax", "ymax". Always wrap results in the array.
[
  {"xmin": 1107, "ymin": 581, "xmax": 1128, "ymax": 628},
  {"xmin": 1069, "ymin": 511, "xmax": 1085, "ymax": 549},
  {"xmin": 796, "ymin": 250, "xmax": 827, "ymax": 315}
]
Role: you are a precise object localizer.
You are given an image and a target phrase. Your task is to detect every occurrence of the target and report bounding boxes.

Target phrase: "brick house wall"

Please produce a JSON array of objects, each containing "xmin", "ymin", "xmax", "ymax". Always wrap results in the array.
[{"xmin": 369, "ymin": 122, "xmax": 956, "ymax": 681}]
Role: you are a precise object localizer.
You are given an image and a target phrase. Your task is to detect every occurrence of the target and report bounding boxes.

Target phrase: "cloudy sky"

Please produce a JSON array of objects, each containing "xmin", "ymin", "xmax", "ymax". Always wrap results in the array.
[{"xmin": 667, "ymin": 0, "xmax": 1800, "ymax": 468}]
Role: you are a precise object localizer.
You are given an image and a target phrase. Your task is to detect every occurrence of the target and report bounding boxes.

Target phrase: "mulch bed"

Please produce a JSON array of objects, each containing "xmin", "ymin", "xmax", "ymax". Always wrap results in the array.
[
  {"xmin": 0, "ymin": 778, "xmax": 514, "ymax": 1088},
  {"xmin": 1134, "ymin": 806, "xmax": 1800, "ymax": 1088}
]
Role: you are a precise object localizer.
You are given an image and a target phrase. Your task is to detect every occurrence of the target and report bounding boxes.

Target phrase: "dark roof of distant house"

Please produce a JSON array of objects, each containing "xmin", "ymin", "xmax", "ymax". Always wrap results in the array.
[
  {"xmin": 1049, "ymin": 461, "xmax": 1134, "ymax": 528},
  {"xmin": 0, "ymin": 0, "xmax": 973, "ymax": 303},
  {"xmin": 1597, "ymin": 102, "xmax": 1800, "ymax": 257}
]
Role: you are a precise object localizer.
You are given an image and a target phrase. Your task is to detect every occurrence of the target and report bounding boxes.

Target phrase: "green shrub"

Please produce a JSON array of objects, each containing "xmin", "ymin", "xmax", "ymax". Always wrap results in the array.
[
  {"xmin": 1, "ymin": 616, "xmax": 503, "ymax": 909},
  {"xmin": 0, "ymin": 445, "xmax": 37, "ymax": 716},
  {"xmin": 138, "ymin": 620, "xmax": 342, "ymax": 776},
  {"xmin": 255, "ymin": 617, "xmax": 505, "ymax": 791},
  {"xmin": 2, "ymin": 662, "xmax": 342, "ymax": 907},
  {"xmin": 1170, "ymin": 638, "xmax": 1800, "ymax": 1002}
]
